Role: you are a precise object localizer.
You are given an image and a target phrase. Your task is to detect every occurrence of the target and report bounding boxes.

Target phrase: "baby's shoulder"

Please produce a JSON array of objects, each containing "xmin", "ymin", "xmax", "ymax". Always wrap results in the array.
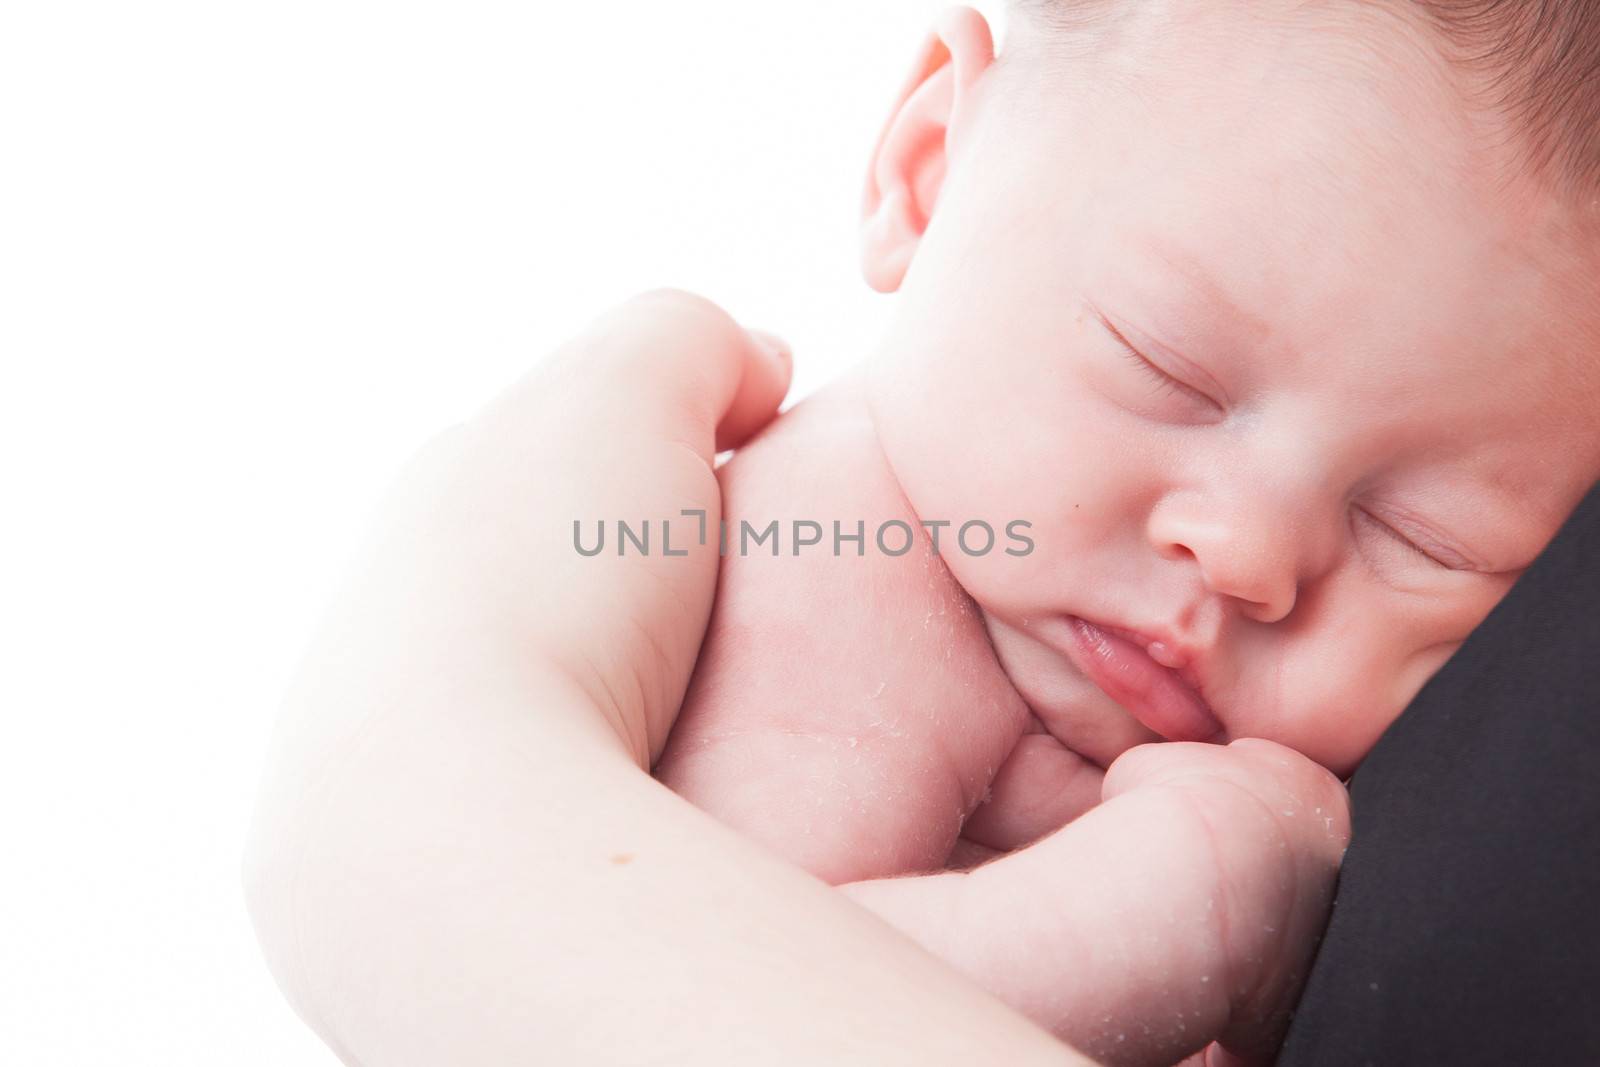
[{"xmin": 719, "ymin": 371, "xmax": 907, "ymax": 516}]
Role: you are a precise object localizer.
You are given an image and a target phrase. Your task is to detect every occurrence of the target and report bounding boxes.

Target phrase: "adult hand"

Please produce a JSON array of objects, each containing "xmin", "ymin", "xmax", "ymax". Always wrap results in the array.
[{"xmin": 242, "ymin": 289, "xmax": 1089, "ymax": 1066}]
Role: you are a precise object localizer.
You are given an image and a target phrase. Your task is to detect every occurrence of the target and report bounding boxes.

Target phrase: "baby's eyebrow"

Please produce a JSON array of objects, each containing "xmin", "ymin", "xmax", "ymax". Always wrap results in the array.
[
  {"xmin": 1128, "ymin": 236, "xmax": 1278, "ymax": 355},
  {"xmin": 1345, "ymin": 442, "xmax": 1557, "ymax": 574},
  {"xmin": 1446, "ymin": 468, "xmax": 1567, "ymax": 571}
]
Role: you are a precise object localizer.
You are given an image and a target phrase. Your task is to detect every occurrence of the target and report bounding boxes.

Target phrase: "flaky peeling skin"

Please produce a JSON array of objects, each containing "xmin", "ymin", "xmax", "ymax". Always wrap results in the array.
[
  {"xmin": 654, "ymin": 372, "xmax": 1044, "ymax": 884},
  {"xmin": 837, "ymin": 739, "xmax": 1350, "ymax": 1067}
]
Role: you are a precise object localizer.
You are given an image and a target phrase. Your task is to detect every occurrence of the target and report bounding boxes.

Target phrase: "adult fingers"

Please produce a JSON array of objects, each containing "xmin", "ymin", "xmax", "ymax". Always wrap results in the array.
[
  {"xmin": 488, "ymin": 287, "xmax": 791, "ymax": 461},
  {"xmin": 398, "ymin": 289, "xmax": 794, "ymax": 768}
]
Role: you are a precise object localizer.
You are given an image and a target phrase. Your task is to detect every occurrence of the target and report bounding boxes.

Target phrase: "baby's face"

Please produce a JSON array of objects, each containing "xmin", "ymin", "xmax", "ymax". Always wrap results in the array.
[{"xmin": 862, "ymin": 3, "xmax": 1600, "ymax": 776}]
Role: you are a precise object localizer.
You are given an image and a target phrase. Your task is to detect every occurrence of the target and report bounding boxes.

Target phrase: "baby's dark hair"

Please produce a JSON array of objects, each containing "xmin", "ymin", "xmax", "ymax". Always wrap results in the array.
[{"xmin": 1009, "ymin": 0, "xmax": 1600, "ymax": 205}]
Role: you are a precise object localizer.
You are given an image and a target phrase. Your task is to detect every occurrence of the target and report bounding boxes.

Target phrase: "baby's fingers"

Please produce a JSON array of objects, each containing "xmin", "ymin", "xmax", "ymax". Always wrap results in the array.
[{"xmin": 1104, "ymin": 738, "xmax": 1350, "ymax": 850}]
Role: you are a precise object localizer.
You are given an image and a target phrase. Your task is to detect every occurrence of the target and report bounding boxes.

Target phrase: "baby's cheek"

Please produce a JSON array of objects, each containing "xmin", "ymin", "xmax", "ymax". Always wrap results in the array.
[
  {"xmin": 1327, "ymin": 576, "xmax": 1508, "ymax": 771},
  {"xmin": 1248, "ymin": 628, "xmax": 1421, "ymax": 778}
]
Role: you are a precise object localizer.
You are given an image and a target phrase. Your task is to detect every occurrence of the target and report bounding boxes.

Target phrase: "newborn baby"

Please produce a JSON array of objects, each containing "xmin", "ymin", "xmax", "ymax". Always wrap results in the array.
[{"xmin": 655, "ymin": 2, "xmax": 1600, "ymax": 1063}]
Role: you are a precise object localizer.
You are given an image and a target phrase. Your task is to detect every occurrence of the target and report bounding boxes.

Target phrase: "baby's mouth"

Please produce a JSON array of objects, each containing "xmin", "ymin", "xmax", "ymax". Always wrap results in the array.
[{"xmin": 1040, "ymin": 614, "xmax": 1223, "ymax": 743}]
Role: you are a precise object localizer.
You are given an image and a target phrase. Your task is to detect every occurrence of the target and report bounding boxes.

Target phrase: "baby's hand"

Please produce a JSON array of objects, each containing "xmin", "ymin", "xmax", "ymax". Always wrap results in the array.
[
  {"xmin": 841, "ymin": 737, "xmax": 1350, "ymax": 1066},
  {"xmin": 1101, "ymin": 738, "xmax": 1351, "ymax": 1064}
]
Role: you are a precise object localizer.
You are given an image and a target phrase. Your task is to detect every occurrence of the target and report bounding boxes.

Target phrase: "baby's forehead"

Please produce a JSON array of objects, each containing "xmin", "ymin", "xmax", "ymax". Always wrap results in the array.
[
  {"xmin": 1014, "ymin": 0, "xmax": 1600, "ymax": 258},
  {"xmin": 996, "ymin": 3, "xmax": 1600, "ymax": 402},
  {"xmin": 1011, "ymin": 1, "xmax": 1519, "ymax": 206},
  {"xmin": 1148, "ymin": 239, "xmax": 1589, "ymax": 408}
]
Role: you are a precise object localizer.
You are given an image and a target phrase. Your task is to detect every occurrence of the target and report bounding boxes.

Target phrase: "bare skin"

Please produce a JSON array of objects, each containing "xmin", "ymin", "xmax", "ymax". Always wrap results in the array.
[{"xmin": 246, "ymin": 0, "xmax": 1600, "ymax": 1061}]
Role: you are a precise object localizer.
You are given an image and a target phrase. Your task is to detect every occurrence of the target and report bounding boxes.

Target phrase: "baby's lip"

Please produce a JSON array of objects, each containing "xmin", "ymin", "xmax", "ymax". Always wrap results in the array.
[
  {"xmin": 1088, "ymin": 620, "xmax": 1207, "ymax": 688},
  {"xmin": 1041, "ymin": 615, "xmax": 1223, "ymax": 743}
]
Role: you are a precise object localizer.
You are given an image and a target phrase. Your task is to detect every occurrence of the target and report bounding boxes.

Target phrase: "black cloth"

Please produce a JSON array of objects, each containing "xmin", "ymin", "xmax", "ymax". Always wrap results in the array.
[{"xmin": 1276, "ymin": 478, "xmax": 1600, "ymax": 1066}]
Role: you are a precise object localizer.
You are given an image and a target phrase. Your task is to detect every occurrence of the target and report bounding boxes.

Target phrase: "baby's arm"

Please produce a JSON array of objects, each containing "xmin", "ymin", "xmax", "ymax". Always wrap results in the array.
[
  {"xmin": 840, "ymin": 738, "xmax": 1351, "ymax": 1067},
  {"xmin": 655, "ymin": 373, "xmax": 1035, "ymax": 883}
]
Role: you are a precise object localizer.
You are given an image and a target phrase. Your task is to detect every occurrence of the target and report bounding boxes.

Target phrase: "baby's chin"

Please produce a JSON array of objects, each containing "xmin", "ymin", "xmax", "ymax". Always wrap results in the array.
[
  {"xmin": 977, "ymin": 594, "xmax": 1394, "ymax": 780},
  {"xmin": 976, "ymin": 607, "xmax": 1169, "ymax": 770}
]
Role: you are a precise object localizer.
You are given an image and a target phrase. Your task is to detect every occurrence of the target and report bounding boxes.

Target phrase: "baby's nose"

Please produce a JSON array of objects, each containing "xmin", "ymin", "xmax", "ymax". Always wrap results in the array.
[{"xmin": 1146, "ymin": 491, "xmax": 1332, "ymax": 624}]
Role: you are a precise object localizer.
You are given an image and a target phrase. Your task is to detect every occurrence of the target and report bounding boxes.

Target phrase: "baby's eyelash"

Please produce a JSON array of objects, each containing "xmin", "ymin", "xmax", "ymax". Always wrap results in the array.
[
  {"xmin": 1117, "ymin": 341, "xmax": 1185, "ymax": 396},
  {"xmin": 1356, "ymin": 507, "xmax": 1453, "ymax": 569},
  {"xmin": 1104, "ymin": 324, "xmax": 1213, "ymax": 407}
]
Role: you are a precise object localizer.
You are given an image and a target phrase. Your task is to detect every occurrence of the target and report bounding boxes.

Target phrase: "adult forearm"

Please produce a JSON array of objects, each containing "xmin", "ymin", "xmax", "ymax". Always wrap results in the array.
[{"xmin": 242, "ymin": 631, "xmax": 1091, "ymax": 1067}]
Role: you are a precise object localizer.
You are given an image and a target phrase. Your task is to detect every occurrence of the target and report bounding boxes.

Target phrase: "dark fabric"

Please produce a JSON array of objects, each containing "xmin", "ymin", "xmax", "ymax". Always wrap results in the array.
[{"xmin": 1276, "ymin": 478, "xmax": 1600, "ymax": 1067}]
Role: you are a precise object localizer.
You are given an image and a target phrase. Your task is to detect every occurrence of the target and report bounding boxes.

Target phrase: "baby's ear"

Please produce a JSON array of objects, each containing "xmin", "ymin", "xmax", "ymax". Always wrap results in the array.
[{"xmin": 859, "ymin": 6, "xmax": 995, "ymax": 293}]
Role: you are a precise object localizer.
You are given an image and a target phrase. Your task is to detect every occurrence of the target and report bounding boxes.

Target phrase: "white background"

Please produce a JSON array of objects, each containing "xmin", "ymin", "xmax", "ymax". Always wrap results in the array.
[{"xmin": 0, "ymin": 1, "xmax": 1014, "ymax": 1062}]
